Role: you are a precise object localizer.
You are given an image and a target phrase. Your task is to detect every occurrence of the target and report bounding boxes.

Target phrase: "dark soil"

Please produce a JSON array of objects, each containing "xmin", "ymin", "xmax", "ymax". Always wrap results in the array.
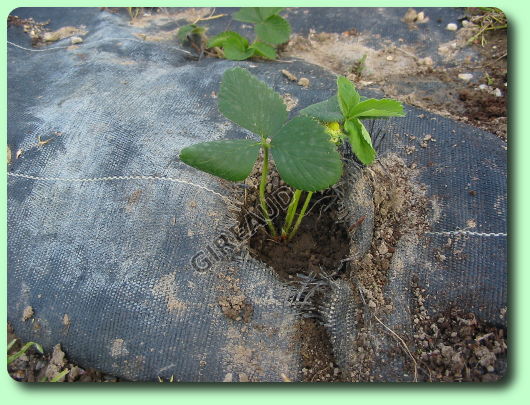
[
  {"xmin": 296, "ymin": 319, "xmax": 344, "ymax": 382},
  {"xmin": 248, "ymin": 188, "xmax": 350, "ymax": 281},
  {"xmin": 411, "ymin": 278, "xmax": 508, "ymax": 382}
]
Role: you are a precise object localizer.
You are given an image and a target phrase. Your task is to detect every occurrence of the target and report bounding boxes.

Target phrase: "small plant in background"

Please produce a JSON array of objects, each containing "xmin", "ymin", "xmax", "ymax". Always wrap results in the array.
[
  {"xmin": 180, "ymin": 67, "xmax": 341, "ymax": 241},
  {"xmin": 351, "ymin": 53, "xmax": 367, "ymax": 79},
  {"xmin": 178, "ymin": 7, "xmax": 291, "ymax": 61},
  {"xmin": 126, "ymin": 7, "xmax": 142, "ymax": 21},
  {"xmin": 177, "ymin": 23, "xmax": 208, "ymax": 53},
  {"xmin": 300, "ymin": 76, "xmax": 405, "ymax": 165}
]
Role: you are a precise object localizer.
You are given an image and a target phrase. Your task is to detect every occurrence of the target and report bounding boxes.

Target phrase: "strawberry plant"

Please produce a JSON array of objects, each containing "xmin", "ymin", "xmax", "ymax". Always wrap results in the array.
[
  {"xmin": 179, "ymin": 69, "xmax": 405, "ymax": 241},
  {"xmin": 301, "ymin": 76, "xmax": 405, "ymax": 165},
  {"xmin": 177, "ymin": 8, "xmax": 291, "ymax": 61},
  {"xmin": 179, "ymin": 67, "xmax": 341, "ymax": 240}
]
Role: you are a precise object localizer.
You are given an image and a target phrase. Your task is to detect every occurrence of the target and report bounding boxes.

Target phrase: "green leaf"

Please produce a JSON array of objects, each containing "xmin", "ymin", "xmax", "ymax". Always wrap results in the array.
[
  {"xmin": 207, "ymin": 31, "xmax": 245, "ymax": 48},
  {"xmin": 49, "ymin": 369, "xmax": 69, "ymax": 383},
  {"xmin": 299, "ymin": 96, "xmax": 343, "ymax": 123},
  {"xmin": 348, "ymin": 98, "xmax": 406, "ymax": 118},
  {"xmin": 207, "ymin": 31, "xmax": 254, "ymax": 60},
  {"xmin": 272, "ymin": 116, "xmax": 343, "ymax": 192},
  {"xmin": 337, "ymin": 76, "xmax": 361, "ymax": 118},
  {"xmin": 255, "ymin": 15, "xmax": 291, "ymax": 45},
  {"xmin": 223, "ymin": 39, "xmax": 255, "ymax": 60},
  {"xmin": 7, "ymin": 338, "xmax": 17, "ymax": 352},
  {"xmin": 7, "ymin": 341, "xmax": 44, "ymax": 365},
  {"xmin": 177, "ymin": 24, "xmax": 204, "ymax": 43},
  {"xmin": 344, "ymin": 118, "xmax": 376, "ymax": 165},
  {"xmin": 249, "ymin": 41, "xmax": 277, "ymax": 59},
  {"xmin": 233, "ymin": 7, "xmax": 284, "ymax": 23},
  {"xmin": 218, "ymin": 67, "xmax": 288, "ymax": 138},
  {"xmin": 180, "ymin": 139, "xmax": 261, "ymax": 182}
]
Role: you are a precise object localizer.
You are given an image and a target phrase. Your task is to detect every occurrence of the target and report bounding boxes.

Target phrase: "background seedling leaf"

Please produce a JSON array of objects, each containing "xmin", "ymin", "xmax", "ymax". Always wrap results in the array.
[
  {"xmin": 208, "ymin": 31, "xmax": 244, "ymax": 48},
  {"xmin": 349, "ymin": 98, "xmax": 405, "ymax": 118},
  {"xmin": 219, "ymin": 67, "xmax": 288, "ymax": 138},
  {"xmin": 272, "ymin": 116, "xmax": 342, "ymax": 192},
  {"xmin": 223, "ymin": 39, "xmax": 254, "ymax": 60},
  {"xmin": 207, "ymin": 31, "xmax": 254, "ymax": 60},
  {"xmin": 255, "ymin": 15, "xmax": 291, "ymax": 45},
  {"xmin": 249, "ymin": 41, "xmax": 277, "ymax": 59},
  {"xmin": 337, "ymin": 76, "xmax": 361, "ymax": 117},
  {"xmin": 344, "ymin": 118, "xmax": 376, "ymax": 165},
  {"xmin": 177, "ymin": 24, "xmax": 198, "ymax": 43},
  {"xmin": 179, "ymin": 140, "xmax": 261, "ymax": 182},
  {"xmin": 233, "ymin": 7, "xmax": 284, "ymax": 23},
  {"xmin": 300, "ymin": 96, "xmax": 343, "ymax": 123}
]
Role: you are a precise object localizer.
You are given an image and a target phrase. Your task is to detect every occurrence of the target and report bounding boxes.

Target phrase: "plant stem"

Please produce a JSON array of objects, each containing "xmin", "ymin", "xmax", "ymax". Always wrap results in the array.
[
  {"xmin": 281, "ymin": 189, "xmax": 302, "ymax": 238},
  {"xmin": 288, "ymin": 191, "xmax": 313, "ymax": 241},
  {"xmin": 259, "ymin": 145, "xmax": 277, "ymax": 237}
]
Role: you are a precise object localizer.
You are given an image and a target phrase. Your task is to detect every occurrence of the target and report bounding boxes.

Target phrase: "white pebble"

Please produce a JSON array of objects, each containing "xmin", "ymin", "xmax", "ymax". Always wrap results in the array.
[
  {"xmin": 458, "ymin": 73, "xmax": 473, "ymax": 81},
  {"xmin": 446, "ymin": 23, "xmax": 458, "ymax": 31},
  {"xmin": 493, "ymin": 88, "xmax": 503, "ymax": 97}
]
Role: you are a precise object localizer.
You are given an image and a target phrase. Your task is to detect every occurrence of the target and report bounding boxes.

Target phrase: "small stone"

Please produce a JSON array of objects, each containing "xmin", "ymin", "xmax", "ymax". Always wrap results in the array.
[
  {"xmin": 298, "ymin": 77, "xmax": 310, "ymax": 87},
  {"xmin": 493, "ymin": 88, "xmax": 502, "ymax": 97},
  {"xmin": 239, "ymin": 373, "xmax": 249, "ymax": 382},
  {"xmin": 386, "ymin": 55, "xmax": 394, "ymax": 61},
  {"xmin": 458, "ymin": 73, "xmax": 473, "ymax": 81},
  {"xmin": 368, "ymin": 300, "xmax": 377, "ymax": 308},
  {"xmin": 418, "ymin": 56, "xmax": 433, "ymax": 66},
  {"xmin": 416, "ymin": 11, "xmax": 428, "ymax": 23},
  {"xmin": 446, "ymin": 23, "xmax": 458, "ymax": 31},
  {"xmin": 223, "ymin": 373, "xmax": 233, "ymax": 382},
  {"xmin": 70, "ymin": 36, "xmax": 83, "ymax": 44}
]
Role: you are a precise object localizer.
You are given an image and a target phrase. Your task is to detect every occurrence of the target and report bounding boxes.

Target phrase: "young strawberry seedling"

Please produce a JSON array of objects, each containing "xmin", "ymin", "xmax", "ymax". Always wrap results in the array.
[
  {"xmin": 178, "ymin": 8, "xmax": 291, "ymax": 61},
  {"xmin": 300, "ymin": 76, "xmax": 405, "ymax": 165},
  {"xmin": 180, "ymin": 67, "xmax": 341, "ymax": 241},
  {"xmin": 179, "ymin": 68, "xmax": 405, "ymax": 242}
]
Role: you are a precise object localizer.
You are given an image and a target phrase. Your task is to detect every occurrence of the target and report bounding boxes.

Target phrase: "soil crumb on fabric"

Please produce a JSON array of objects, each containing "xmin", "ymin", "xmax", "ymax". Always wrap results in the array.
[
  {"xmin": 216, "ymin": 266, "xmax": 254, "ymax": 323},
  {"xmin": 22, "ymin": 306, "xmax": 34, "ymax": 321}
]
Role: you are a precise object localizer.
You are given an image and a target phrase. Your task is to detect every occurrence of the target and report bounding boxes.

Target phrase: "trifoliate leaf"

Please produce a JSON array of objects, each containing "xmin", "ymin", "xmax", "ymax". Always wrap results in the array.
[{"xmin": 218, "ymin": 67, "xmax": 288, "ymax": 138}]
